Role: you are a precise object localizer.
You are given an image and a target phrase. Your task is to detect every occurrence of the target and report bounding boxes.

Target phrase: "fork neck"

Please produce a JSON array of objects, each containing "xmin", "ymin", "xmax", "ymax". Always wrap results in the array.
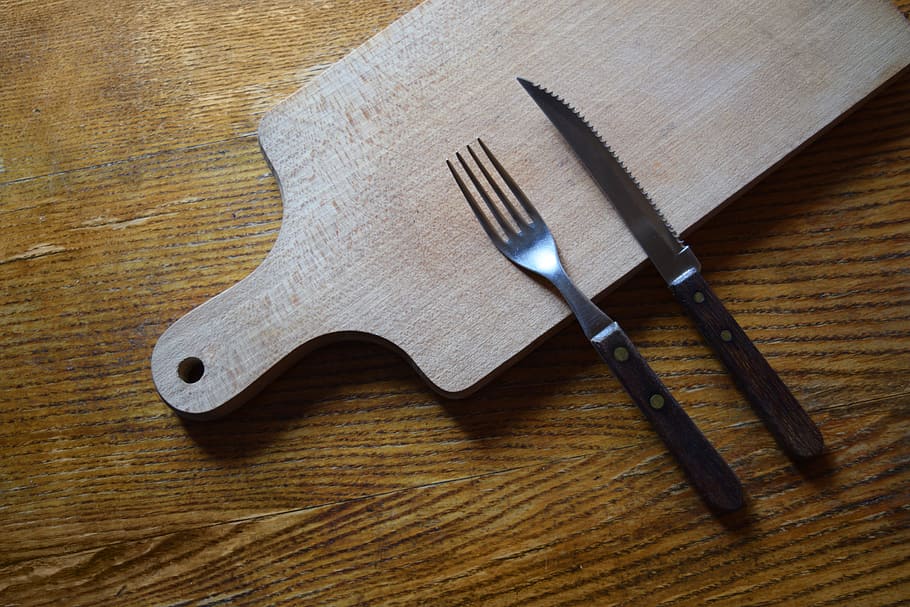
[{"xmin": 546, "ymin": 266, "xmax": 614, "ymax": 339}]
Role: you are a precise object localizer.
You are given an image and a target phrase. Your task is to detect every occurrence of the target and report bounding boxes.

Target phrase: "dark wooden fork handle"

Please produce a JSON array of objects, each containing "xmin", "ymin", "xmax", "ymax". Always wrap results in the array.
[
  {"xmin": 591, "ymin": 324, "xmax": 744, "ymax": 512},
  {"xmin": 670, "ymin": 271, "xmax": 824, "ymax": 459}
]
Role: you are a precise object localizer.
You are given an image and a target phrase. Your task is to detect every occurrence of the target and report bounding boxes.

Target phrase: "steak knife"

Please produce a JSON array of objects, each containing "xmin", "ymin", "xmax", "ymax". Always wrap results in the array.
[{"xmin": 519, "ymin": 78, "xmax": 823, "ymax": 459}]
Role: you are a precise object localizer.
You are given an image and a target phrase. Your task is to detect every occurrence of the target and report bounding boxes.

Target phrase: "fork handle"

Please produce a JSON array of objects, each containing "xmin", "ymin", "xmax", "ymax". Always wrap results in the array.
[
  {"xmin": 670, "ymin": 271, "xmax": 823, "ymax": 459},
  {"xmin": 591, "ymin": 323, "xmax": 744, "ymax": 512}
]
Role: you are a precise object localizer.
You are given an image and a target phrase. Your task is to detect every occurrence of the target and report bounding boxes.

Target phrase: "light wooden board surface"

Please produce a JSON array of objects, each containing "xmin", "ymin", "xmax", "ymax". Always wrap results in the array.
[
  {"xmin": 2, "ymin": 1, "xmax": 910, "ymax": 605},
  {"xmin": 150, "ymin": 0, "xmax": 910, "ymax": 417}
]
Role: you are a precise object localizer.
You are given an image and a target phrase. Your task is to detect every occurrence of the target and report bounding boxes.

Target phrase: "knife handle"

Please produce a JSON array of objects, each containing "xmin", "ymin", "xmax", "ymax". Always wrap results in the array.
[
  {"xmin": 591, "ymin": 324, "xmax": 744, "ymax": 512},
  {"xmin": 670, "ymin": 271, "xmax": 823, "ymax": 459}
]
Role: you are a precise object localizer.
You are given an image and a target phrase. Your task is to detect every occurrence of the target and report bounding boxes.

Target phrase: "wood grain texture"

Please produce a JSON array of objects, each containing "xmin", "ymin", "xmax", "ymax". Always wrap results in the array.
[
  {"xmin": 1, "ymin": 1, "xmax": 909, "ymax": 605},
  {"xmin": 150, "ymin": 0, "xmax": 910, "ymax": 417}
]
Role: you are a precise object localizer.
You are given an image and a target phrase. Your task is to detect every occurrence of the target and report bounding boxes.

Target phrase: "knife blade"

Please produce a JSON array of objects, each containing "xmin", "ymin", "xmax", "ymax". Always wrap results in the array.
[{"xmin": 518, "ymin": 77, "xmax": 823, "ymax": 459}]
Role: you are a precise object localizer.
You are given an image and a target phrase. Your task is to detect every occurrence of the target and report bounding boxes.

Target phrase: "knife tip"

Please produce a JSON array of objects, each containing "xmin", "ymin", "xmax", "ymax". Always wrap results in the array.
[{"xmin": 516, "ymin": 77, "xmax": 554, "ymax": 105}]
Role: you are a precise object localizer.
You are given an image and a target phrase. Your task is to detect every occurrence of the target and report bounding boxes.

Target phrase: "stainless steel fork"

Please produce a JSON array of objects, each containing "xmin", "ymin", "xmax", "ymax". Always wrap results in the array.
[{"xmin": 448, "ymin": 139, "xmax": 743, "ymax": 512}]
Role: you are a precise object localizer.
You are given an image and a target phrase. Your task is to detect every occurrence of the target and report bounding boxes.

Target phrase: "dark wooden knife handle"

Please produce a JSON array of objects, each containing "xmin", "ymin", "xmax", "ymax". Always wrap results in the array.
[
  {"xmin": 670, "ymin": 271, "xmax": 824, "ymax": 459},
  {"xmin": 591, "ymin": 324, "xmax": 744, "ymax": 512}
]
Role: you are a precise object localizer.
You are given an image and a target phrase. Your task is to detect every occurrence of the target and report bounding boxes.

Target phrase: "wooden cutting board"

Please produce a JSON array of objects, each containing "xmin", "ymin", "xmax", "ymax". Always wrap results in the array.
[{"xmin": 151, "ymin": 0, "xmax": 910, "ymax": 418}]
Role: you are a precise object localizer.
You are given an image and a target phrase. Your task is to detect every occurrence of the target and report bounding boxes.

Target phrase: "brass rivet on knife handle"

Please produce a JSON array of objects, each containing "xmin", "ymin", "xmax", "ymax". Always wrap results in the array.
[{"xmin": 649, "ymin": 394, "xmax": 665, "ymax": 409}]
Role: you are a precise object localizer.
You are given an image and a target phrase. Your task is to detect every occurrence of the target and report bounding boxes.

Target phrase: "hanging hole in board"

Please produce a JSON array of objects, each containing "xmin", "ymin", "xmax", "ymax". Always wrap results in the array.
[{"xmin": 178, "ymin": 357, "xmax": 205, "ymax": 383}]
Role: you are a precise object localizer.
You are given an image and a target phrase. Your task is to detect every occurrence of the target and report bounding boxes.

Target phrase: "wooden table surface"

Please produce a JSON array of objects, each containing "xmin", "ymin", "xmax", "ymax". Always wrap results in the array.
[{"xmin": 2, "ymin": 2, "xmax": 908, "ymax": 605}]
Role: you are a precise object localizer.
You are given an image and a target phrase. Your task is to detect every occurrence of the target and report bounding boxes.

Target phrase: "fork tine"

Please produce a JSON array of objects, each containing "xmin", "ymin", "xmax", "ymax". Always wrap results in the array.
[
  {"xmin": 455, "ymin": 151, "xmax": 516, "ymax": 238},
  {"xmin": 466, "ymin": 144, "xmax": 526, "ymax": 227},
  {"xmin": 477, "ymin": 138, "xmax": 542, "ymax": 223},
  {"xmin": 447, "ymin": 158, "xmax": 505, "ymax": 246}
]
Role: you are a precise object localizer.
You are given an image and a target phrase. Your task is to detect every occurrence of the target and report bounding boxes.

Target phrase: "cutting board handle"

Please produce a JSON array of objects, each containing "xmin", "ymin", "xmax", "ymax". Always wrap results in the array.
[{"xmin": 151, "ymin": 255, "xmax": 330, "ymax": 419}]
